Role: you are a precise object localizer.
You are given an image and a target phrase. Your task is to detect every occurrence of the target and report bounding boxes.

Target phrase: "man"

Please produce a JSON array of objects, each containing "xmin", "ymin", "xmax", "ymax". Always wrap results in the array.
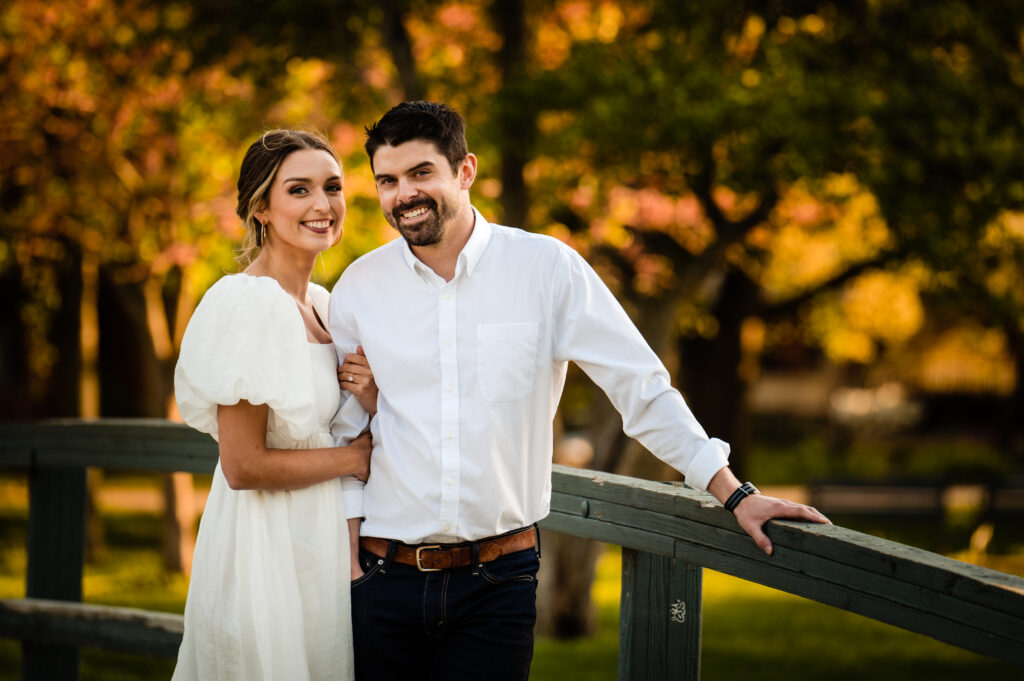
[{"xmin": 329, "ymin": 101, "xmax": 828, "ymax": 681}]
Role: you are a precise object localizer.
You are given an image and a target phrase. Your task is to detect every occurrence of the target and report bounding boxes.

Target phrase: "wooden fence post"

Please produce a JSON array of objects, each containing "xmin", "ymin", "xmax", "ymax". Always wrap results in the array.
[
  {"xmin": 24, "ymin": 465, "xmax": 87, "ymax": 681},
  {"xmin": 619, "ymin": 548, "xmax": 702, "ymax": 681}
]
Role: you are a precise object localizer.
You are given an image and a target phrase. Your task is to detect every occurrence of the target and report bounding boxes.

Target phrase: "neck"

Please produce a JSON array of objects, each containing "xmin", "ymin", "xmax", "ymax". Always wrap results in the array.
[
  {"xmin": 245, "ymin": 244, "xmax": 316, "ymax": 301},
  {"xmin": 411, "ymin": 204, "xmax": 475, "ymax": 282}
]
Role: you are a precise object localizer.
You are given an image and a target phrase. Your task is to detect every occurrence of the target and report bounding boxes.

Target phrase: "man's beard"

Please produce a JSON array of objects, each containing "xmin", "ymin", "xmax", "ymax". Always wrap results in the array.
[{"xmin": 387, "ymin": 196, "xmax": 456, "ymax": 247}]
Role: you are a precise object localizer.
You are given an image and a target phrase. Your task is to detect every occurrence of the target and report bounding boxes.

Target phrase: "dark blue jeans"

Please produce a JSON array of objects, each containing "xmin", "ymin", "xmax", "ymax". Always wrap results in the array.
[{"xmin": 350, "ymin": 540, "xmax": 540, "ymax": 681}]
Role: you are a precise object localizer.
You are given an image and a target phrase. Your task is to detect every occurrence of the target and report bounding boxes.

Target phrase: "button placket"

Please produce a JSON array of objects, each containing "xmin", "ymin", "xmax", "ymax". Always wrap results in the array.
[{"xmin": 437, "ymin": 279, "xmax": 461, "ymax": 536}]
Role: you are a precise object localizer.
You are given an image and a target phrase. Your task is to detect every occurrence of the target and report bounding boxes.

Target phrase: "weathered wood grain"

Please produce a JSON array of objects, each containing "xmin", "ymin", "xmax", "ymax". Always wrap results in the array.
[
  {"xmin": 619, "ymin": 550, "xmax": 702, "ymax": 681},
  {"xmin": 24, "ymin": 466, "xmax": 87, "ymax": 680},
  {"xmin": 0, "ymin": 598, "xmax": 183, "ymax": 659},
  {"xmin": 545, "ymin": 466, "xmax": 1024, "ymax": 667},
  {"xmin": 551, "ymin": 467, "xmax": 1024, "ymax": 615},
  {"xmin": 0, "ymin": 419, "xmax": 218, "ymax": 474}
]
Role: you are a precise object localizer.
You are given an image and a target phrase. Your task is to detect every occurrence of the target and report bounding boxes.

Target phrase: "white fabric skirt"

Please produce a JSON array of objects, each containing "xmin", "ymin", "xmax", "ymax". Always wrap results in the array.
[{"xmin": 172, "ymin": 432, "xmax": 353, "ymax": 681}]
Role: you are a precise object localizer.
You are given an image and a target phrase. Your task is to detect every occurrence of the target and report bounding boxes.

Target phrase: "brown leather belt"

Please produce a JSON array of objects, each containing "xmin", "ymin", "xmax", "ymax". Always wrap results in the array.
[{"xmin": 360, "ymin": 526, "xmax": 538, "ymax": 572}]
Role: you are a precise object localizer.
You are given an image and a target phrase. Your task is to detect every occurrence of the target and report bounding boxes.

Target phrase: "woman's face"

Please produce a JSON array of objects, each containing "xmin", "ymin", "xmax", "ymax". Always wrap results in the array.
[{"xmin": 256, "ymin": 148, "xmax": 345, "ymax": 255}]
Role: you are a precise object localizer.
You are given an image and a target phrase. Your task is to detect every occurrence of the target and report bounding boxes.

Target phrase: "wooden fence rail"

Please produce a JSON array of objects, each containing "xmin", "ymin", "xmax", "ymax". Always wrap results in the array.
[{"xmin": 1, "ymin": 420, "xmax": 1022, "ymax": 680}]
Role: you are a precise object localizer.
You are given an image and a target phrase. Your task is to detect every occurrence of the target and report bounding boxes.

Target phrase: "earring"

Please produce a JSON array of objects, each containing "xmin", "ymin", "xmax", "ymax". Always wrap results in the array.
[{"xmin": 260, "ymin": 221, "xmax": 268, "ymax": 247}]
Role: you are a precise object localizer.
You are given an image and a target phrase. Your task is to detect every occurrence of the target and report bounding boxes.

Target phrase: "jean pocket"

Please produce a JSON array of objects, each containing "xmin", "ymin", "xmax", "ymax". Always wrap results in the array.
[
  {"xmin": 351, "ymin": 549, "xmax": 384, "ymax": 588},
  {"xmin": 477, "ymin": 322, "xmax": 540, "ymax": 402},
  {"xmin": 478, "ymin": 549, "xmax": 540, "ymax": 585}
]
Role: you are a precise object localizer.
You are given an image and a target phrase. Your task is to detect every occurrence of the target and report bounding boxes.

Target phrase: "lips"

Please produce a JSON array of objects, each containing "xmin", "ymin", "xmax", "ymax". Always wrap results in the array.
[
  {"xmin": 302, "ymin": 218, "xmax": 333, "ymax": 233},
  {"xmin": 393, "ymin": 199, "xmax": 436, "ymax": 223}
]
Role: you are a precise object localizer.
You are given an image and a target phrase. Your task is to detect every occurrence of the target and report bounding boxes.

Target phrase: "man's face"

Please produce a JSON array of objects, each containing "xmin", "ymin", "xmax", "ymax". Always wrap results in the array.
[{"xmin": 371, "ymin": 140, "xmax": 467, "ymax": 247}]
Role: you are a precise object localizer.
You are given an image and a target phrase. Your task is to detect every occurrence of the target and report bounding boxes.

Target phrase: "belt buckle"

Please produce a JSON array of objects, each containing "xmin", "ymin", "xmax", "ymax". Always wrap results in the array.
[{"xmin": 415, "ymin": 545, "xmax": 443, "ymax": 572}]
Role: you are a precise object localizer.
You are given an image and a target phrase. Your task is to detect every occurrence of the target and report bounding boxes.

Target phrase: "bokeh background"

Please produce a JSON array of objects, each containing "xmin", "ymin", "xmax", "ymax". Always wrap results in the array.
[{"xmin": 1, "ymin": 1, "xmax": 1023, "ymax": 679}]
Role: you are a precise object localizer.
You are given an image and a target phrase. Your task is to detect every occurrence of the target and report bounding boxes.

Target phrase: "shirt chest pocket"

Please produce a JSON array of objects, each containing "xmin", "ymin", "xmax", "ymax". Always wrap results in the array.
[{"xmin": 477, "ymin": 322, "xmax": 540, "ymax": 402}]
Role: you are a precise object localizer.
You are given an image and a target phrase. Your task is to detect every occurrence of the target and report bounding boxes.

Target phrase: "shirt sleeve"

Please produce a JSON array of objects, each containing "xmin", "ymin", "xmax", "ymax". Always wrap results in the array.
[
  {"xmin": 328, "ymin": 274, "xmax": 367, "ymax": 519},
  {"xmin": 551, "ymin": 247, "xmax": 730, "ymax": 491}
]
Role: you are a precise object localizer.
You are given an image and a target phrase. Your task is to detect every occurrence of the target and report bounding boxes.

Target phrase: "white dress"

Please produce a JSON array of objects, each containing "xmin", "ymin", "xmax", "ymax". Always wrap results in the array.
[{"xmin": 171, "ymin": 273, "xmax": 358, "ymax": 681}]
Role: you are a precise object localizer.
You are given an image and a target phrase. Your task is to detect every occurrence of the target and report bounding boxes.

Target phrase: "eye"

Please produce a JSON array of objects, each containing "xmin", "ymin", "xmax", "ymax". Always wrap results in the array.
[
  {"xmin": 327, "ymin": 183, "xmax": 343, "ymax": 193},
  {"xmin": 415, "ymin": 169, "xmax": 430, "ymax": 177},
  {"xmin": 289, "ymin": 186, "xmax": 309, "ymax": 195},
  {"xmin": 377, "ymin": 177, "xmax": 394, "ymax": 186}
]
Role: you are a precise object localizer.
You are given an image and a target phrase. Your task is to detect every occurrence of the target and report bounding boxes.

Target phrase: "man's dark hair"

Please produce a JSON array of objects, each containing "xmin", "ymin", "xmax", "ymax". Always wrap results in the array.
[{"xmin": 364, "ymin": 101, "xmax": 468, "ymax": 174}]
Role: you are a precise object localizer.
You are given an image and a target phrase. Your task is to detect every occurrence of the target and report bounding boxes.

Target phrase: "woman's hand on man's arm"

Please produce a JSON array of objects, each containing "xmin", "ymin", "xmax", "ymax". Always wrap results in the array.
[{"xmin": 338, "ymin": 346, "xmax": 379, "ymax": 415}]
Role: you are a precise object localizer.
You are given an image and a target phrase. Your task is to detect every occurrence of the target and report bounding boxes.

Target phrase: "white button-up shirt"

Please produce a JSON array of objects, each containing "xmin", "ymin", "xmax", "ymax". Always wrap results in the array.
[{"xmin": 329, "ymin": 208, "xmax": 729, "ymax": 544}]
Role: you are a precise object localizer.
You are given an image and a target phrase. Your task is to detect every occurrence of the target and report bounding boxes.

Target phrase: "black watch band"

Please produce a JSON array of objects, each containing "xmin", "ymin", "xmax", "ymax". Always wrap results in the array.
[{"xmin": 724, "ymin": 482, "xmax": 760, "ymax": 513}]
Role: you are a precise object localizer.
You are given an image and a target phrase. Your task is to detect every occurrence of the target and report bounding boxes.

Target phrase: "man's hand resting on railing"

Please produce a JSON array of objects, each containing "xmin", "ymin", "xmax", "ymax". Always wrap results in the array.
[{"xmin": 708, "ymin": 466, "xmax": 831, "ymax": 556}]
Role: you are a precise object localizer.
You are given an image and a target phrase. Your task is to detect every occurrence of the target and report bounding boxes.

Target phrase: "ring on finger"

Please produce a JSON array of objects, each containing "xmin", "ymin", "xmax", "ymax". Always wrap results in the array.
[{"xmin": 348, "ymin": 374, "xmax": 355, "ymax": 382}]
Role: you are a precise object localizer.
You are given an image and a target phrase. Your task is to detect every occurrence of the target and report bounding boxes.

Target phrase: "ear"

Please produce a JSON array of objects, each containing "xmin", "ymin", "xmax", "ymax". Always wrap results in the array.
[
  {"xmin": 253, "ymin": 197, "xmax": 270, "ymax": 225},
  {"xmin": 458, "ymin": 153, "xmax": 478, "ymax": 190}
]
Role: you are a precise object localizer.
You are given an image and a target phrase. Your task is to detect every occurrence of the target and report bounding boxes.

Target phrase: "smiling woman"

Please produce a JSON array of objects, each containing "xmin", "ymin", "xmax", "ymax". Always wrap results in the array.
[{"xmin": 169, "ymin": 130, "xmax": 376, "ymax": 681}]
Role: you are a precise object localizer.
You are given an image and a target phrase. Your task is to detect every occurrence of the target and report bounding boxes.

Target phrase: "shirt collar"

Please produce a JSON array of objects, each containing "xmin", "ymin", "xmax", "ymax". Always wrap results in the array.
[
  {"xmin": 459, "ymin": 207, "xmax": 492, "ymax": 278},
  {"xmin": 400, "ymin": 206, "xmax": 493, "ymax": 279}
]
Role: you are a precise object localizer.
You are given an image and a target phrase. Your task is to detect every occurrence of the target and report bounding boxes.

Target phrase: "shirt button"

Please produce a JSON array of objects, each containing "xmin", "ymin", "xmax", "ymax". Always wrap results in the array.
[
  {"xmin": 446, "ymin": 384, "xmax": 454, "ymax": 393},
  {"xmin": 447, "ymin": 432, "xmax": 454, "ymax": 440},
  {"xmin": 444, "ymin": 525, "xmax": 452, "ymax": 532},
  {"xmin": 443, "ymin": 293, "xmax": 452, "ymax": 301},
  {"xmin": 447, "ymin": 479, "xmax": 453, "ymax": 486},
  {"xmin": 444, "ymin": 339, "xmax": 453, "ymax": 346}
]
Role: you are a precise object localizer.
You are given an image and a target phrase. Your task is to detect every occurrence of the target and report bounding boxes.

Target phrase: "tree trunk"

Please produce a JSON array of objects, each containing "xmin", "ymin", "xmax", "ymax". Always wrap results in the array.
[
  {"xmin": 0, "ymin": 257, "xmax": 29, "ymax": 418},
  {"xmin": 42, "ymin": 235, "xmax": 82, "ymax": 417},
  {"xmin": 1003, "ymin": 324, "xmax": 1024, "ymax": 472},
  {"xmin": 98, "ymin": 266, "xmax": 165, "ymax": 416},
  {"xmin": 166, "ymin": 267, "xmax": 198, "ymax": 573},
  {"xmin": 493, "ymin": 0, "xmax": 530, "ymax": 228},
  {"xmin": 162, "ymin": 472, "xmax": 195, "ymax": 575},
  {"xmin": 80, "ymin": 253, "xmax": 107, "ymax": 562},
  {"xmin": 380, "ymin": 0, "xmax": 423, "ymax": 101},
  {"xmin": 535, "ymin": 421, "xmax": 603, "ymax": 637},
  {"xmin": 98, "ymin": 264, "xmax": 194, "ymax": 572},
  {"xmin": 676, "ymin": 267, "xmax": 759, "ymax": 479}
]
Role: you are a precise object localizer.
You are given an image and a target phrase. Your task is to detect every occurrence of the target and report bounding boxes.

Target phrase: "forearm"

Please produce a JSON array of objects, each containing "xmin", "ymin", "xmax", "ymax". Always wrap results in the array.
[
  {"xmin": 348, "ymin": 517, "xmax": 363, "ymax": 580},
  {"xmin": 218, "ymin": 401, "xmax": 365, "ymax": 491},
  {"xmin": 220, "ymin": 443, "xmax": 362, "ymax": 491}
]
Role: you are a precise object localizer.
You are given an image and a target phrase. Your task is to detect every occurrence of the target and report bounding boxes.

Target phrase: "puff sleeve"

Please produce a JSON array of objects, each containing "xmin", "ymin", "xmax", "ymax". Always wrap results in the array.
[{"xmin": 174, "ymin": 275, "xmax": 319, "ymax": 443}]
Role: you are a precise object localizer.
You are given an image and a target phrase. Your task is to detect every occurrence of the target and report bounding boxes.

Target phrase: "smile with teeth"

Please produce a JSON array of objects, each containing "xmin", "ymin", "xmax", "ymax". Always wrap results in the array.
[
  {"xmin": 401, "ymin": 206, "xmax": 430, "ymax": 220},
  {"xmin": 302, "ymin": 219, "xmax": 333, "ymax": 233}
]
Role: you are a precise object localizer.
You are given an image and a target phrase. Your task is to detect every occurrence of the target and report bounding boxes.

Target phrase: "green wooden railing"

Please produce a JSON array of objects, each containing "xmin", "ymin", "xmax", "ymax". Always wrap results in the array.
[{"xmin": 1, "ymin": 420, "xmax": 1022, "ymax": 680}]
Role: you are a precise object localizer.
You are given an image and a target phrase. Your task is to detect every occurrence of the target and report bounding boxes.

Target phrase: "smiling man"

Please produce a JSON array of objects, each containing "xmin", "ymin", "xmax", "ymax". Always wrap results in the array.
[{"xmin": 327, "ymin": 101, "xmax": 829, "ymax": 681}]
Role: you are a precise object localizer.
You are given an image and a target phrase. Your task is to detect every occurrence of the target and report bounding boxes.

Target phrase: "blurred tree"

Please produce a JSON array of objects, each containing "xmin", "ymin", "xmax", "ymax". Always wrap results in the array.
[
  {"xmin": 0, "ymin": 0, "xmax": 262, "ymax": 568},
  {"xmin": 522, "ymin": 0, "xmax": 1024, "ymax": 477},
  {"xmin": 5, "ymin": 0, "xmax": 1022, "ymax": 633},
  {"xmin": 509, "ymin": 0, "xmax": 1024, "ymax": 635}
]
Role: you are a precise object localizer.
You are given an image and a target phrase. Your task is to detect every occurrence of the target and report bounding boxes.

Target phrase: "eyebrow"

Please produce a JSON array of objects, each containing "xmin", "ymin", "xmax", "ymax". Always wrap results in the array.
[
  {"xmin": 374, "ymin": 161, "xmax": 435, "ymax": 182},
  {"xmin": 283, "ymin": 175, "xmax": 342, "ymax": 183}
]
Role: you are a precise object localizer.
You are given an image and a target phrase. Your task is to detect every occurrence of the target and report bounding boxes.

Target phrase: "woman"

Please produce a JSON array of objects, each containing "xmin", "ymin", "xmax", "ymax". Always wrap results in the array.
[{"xmin": 172, "ymin": 130, "xmax": 375, "ymax": 680}]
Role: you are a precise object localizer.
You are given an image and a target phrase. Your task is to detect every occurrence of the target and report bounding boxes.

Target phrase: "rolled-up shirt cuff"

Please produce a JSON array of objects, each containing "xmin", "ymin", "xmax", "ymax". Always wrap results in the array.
[
  {"xmin": 341, "ymin": 477, "xmax": 365, "ymax": 519},
  {"xmin": 683, "ymin": 437, "xmax": 731, "ymax": 492}
]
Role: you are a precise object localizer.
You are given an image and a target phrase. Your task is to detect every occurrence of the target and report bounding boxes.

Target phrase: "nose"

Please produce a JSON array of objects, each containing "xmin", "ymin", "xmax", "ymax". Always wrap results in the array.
[
  {"xmin": 397, "ymin": 177, "xmax": 419, "ymax": 203},
  {"xmin": 312, "ymin": 187, "xmax": 331, "ymax": 213}
]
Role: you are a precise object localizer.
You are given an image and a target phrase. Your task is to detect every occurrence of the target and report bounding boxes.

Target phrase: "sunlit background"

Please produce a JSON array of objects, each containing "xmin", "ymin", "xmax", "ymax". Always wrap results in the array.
[{"xmin": 1, "ymin": 1, "xmax": 1023, "ymax": 679}]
